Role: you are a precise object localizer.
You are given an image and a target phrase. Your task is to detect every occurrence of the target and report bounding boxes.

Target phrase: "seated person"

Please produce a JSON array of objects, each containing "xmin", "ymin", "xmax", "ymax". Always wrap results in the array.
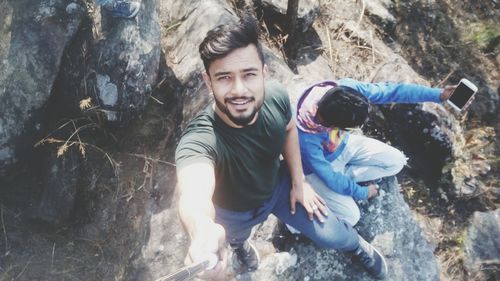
[{"xmin": 296, "ymin": 79, "xmax": 456, "ymax": 226}]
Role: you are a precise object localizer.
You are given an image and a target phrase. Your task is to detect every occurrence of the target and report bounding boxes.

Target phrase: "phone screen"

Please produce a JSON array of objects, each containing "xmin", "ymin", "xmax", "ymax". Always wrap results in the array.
[{"xmin": 449, "ymin": 82, "xmax": 475, "ymax": 109}]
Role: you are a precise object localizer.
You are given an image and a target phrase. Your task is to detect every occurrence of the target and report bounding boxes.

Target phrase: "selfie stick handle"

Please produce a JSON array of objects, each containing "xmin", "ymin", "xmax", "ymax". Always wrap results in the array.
[{"xmin": 156, "ymin": 254, "xmax": 218, "ymax": 281}]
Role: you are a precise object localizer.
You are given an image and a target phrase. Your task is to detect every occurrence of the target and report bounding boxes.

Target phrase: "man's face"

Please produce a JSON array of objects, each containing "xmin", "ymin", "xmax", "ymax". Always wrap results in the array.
[{"xmin": 203, "ymin": 44, "xmax": 267, "ymax": 127}]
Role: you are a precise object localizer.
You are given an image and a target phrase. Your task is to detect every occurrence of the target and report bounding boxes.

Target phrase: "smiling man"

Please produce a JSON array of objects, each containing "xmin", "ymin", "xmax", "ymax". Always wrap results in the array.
[
  {"xmin": 203, "ymin": 44, "xmax": 265, "ymax": 127},
  {"xmin": 174, "ymin": 16, "xmax": 388, "ymax": 280}
]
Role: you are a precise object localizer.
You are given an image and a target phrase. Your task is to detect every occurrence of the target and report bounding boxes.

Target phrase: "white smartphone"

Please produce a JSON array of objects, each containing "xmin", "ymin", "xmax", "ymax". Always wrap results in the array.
[{"xmin": 447, "ymin": 78, "xmax": 478, "ymax": 111}]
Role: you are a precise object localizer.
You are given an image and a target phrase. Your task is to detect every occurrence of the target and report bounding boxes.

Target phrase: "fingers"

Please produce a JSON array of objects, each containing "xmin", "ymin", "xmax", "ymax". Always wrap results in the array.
[
  {"xmin": 462, "ymin": 95, "xmax": 476, "ymax": 111},
  {"xmin": 308, "ymin": 199, "xmax": 328, "ymax": 223},
  {"xmin": 441, "ymin": 85, "xmax": 456, "ymax": 101},
  {"xmin": 290, "ymin": 197, "xmax": 297, "ymax": 215},
  {"xmin": 314, "ymin": 194, "xmax": 328, "ymax": 216},
  {"xmin": 185, "ymin": 223, "xmax": 227, "ymax": 279},
  {"xmin": 187, "ymin": 249, "xmax": 227, "ymax": 280},
  {"xmin": 311, "ymin": 205, "xmax": 326, "ymax": 223},
  {"xmin": 367, "ymin": 184, "xmax": 379, "ymax": 199},
  {"xmin": 306, "ymin": 204, "xmax": 314, "ymax": 221}
]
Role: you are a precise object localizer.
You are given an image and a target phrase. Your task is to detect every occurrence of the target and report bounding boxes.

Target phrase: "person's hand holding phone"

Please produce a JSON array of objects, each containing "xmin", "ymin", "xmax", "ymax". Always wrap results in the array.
[
  {"xmin": 440, "ymin": 85, "xmax": 457, "ymax": 101},
  {"xmin": 444, "ymin": 78, "xmax": 478, "ymax": 112}
]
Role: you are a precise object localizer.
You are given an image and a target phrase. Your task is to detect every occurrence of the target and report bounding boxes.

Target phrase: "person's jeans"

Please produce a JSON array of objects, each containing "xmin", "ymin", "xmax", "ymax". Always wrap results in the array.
[
  {"xmin": 95, "ymin": 0, "xmax": 113, "ymax": 6},
  {"xmin": 309, "ymin": 133, "xmax": 407, "ymax": 226},
  {"xmin": 214, "ymin": 166, "xmax": 360, "ymax": 252}
]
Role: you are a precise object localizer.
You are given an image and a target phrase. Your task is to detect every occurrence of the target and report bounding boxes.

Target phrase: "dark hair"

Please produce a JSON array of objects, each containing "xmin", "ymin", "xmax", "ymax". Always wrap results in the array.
[
  {"xmin": 316, "ymin": 86, "xmax": 369, "ymax": 128},
  {"xmin": 199, "ymin": 15, "xmax": 265, "ymax": 72}
]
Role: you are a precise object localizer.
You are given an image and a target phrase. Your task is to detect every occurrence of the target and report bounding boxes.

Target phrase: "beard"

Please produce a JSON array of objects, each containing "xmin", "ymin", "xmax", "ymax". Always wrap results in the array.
[{"xmin": 215, "ymin": 97, "xmax": 263, "ymax": 126}]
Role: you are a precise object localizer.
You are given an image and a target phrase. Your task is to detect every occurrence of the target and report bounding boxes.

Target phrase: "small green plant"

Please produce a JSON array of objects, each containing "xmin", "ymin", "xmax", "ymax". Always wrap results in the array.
[{"xmin": 469, "ymin": 23, "xmax": 500, "ymax": 52}]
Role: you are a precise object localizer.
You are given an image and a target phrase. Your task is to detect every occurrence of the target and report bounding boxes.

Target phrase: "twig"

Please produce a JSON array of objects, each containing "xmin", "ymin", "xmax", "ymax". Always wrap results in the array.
[
  {"xmin": 435, "ymin": 70, "xmax": 455, "ymax": 87},
  {"xmin": 36, "ymin": 138, "xmax": 120, "ymax": 173},
  {"xmin": 344, "ymin": 0, "xmax": 366, "ymax": 43},
  {"xmin": 154, "ymin": 76, "xmax": 167, "ymax": 90},
  {"xmin": 164, "ymin": 21, "xmax": 182, "ymax": 33},
  {"xmin": 353, "ymin": 45, "xmax": 386, "ymax": 56},
  {"xmin": 370, "ymin": 30, "xmax": 375, "ymax": 64},
  {"xmin": 125, "ymin": 153, "xmax": 176, "ymax": 167},
  {"xmin": 368, "ymin": 60, "xmax": 398, "ymax": 82},
  {"xmin": 325, "ymin": 25, "xmax": 333, "ymax": 67},
  {"xmin": 1, "ymin": 206, "xmax": 8, "ymax": 255},
  {"xmin": 51, "ymin": 243, "xmax": 56, "ymax": 269},
  {"xmin": 150, "ymin": 95, "xmax": 165, "ymax": 105},
  {"xmin": 14, "ymin": 256, "xmax": 32, "ymax": 280}
]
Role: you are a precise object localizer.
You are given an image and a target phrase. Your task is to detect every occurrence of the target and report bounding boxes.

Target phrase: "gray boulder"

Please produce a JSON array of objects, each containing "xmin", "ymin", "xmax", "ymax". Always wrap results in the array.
[
  {"xmin": 261, "ymin": 0, "xmax": 320, "ymax": 32},
  {"xmin": 126, "ymin": 1, "xmax": 237, "ymax": 279},
  {"xmin": 464, "ymin": 210, "xmax": 500, "ymax": 280},
  {"xmin": 132, "ymin": 1, "xmax": 440, "ymax": 280},
  {"xmin": 162, "ymin": 0, "xmax": 238, "ymax": 128},
  {"xmin": 247, "ymin": 177, "xmax": 439, "ymax": 281},
  {"xmin": 363, "ymin": 0, "xmax": 396, "ymax": 30},
  {"xmin": 0, "ymin": 0, "xmax": 83, "ymax": 175},
  {"xmin": 85, "ymin": 0, "xmax": 161, "ymax": 124}
]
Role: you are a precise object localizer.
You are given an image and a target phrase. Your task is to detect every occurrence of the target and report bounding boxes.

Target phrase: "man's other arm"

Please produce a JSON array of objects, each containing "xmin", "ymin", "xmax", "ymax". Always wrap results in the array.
[{"xmin": 282, "ymin": 118, "xmax": 328, "ymax": 221}]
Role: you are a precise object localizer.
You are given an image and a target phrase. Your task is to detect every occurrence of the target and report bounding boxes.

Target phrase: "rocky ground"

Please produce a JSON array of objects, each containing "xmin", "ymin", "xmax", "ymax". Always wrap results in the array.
[{"xmin": 0, "ymin": 0, "xmax": 498, "ymax": 280}]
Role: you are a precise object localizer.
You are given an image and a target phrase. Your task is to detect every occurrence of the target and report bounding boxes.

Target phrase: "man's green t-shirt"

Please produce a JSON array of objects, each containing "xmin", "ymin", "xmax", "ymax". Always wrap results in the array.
[{"xmin": 175, "ymin": 80, "xmax": 292, "ymax": 211}]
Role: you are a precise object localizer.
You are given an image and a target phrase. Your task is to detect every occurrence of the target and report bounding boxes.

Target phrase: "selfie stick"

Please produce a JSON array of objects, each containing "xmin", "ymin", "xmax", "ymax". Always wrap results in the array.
[{"xmin": 155, "ymin": 254, "xmax": 218, "ymax": 281}]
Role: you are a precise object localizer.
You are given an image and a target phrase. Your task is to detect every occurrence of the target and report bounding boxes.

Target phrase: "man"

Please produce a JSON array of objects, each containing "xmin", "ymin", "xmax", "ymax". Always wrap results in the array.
[
  {"xmin": 175, "ymin": 16, "xmax": 388, "ymax": 280},
  {"xmin": 296, "ymin": 79, "xmax": 459, "ymax": 226}
]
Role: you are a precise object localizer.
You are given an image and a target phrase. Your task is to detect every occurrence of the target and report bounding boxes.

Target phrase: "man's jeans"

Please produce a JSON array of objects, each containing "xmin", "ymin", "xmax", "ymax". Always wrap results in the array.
[
  {"xmin": 214, "ymin": 166, "xmax": 360, "ymax": 252},
  {"xmin": 308, "ymin": 133, "xmax": 407, "ymax": 226}
]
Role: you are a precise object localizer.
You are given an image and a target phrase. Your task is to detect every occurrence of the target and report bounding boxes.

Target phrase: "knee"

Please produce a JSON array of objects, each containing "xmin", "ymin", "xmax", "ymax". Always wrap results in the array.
[
  {"xmin": 385, "ymin": 148, "xmax": 407, "ymax": 175},
  {"xmin": 333, "ymin": 201, "xmax": 360, "ymax": 226},
  {"xmin": 309, "ymin": 219, "xmax": 358, "ymax": 250},
  {"xmin": 345, "ymin": 207, "xmax": 361, "ymax": 226}
]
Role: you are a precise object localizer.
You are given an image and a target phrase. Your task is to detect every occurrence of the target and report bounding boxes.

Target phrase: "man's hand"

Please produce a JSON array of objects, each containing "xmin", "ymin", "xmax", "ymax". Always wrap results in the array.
[
  {"xmin": 367, "ymin": 184, "xmax": 379, "ymax": 199},
  {"xmin": 185, "ymin": 223, "xmax": 228, "ymax": 280},
  {"xmin": 290, "ymin": 179, "xmax": 328, "ymax": 222}
]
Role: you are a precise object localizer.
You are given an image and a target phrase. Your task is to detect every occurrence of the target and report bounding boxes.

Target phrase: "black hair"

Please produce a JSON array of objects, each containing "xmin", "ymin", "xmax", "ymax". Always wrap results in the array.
[
  {"xmin": 316, "ymin": 86, "xmax": 369, "ymax": 128},
  {"xmin": 199, "ymin": 15, "xmax": 265, "ymax": 72}
]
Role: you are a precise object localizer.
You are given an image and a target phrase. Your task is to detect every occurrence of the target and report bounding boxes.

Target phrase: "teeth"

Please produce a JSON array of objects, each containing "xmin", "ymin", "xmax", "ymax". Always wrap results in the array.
[{"xmin": 229, "ymin": 99, "xmax": 250, "ymax": 105}]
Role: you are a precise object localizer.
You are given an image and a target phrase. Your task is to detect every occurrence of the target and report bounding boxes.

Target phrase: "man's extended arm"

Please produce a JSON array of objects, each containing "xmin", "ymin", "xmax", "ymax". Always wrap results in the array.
[
  {"xmin": 177, "ymin": 162, "xmax": 227, "ymax": 278},
  {"xmin": 281, "ymin": 118, "xmax": 328, "ymax": 221}
]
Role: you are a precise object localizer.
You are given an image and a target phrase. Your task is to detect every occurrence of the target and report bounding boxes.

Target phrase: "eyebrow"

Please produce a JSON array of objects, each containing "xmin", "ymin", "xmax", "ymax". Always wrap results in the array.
[{"xmin": 213, "ymin": 67, "xmax": 259, "ymax": 77}]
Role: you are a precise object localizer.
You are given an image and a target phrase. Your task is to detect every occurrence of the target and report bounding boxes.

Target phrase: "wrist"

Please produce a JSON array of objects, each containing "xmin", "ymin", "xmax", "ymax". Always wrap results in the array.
[{"xmin": 291, "ymin": 176, "xmax": 305, "ymax": 190}]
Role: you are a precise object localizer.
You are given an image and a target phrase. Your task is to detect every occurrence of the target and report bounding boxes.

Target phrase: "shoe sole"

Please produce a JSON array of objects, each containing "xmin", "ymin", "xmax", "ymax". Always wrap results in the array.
[{"xmin": 371, "ymin": 245, "xmax": 388, "ymax": 280}]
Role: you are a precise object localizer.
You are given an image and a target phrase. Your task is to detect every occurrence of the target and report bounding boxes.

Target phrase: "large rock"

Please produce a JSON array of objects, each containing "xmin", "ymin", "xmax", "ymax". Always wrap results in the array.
[
  {"xmin": 162, "ymin": 0, "xmax": 238, "ymax": 128},
  {"xmin": 246, "ymin": 177, "xmax": 439, "ymax": 281},
  {"xmin": 34, "ymin": 148, "xmax": 81, "ymax": 225},
  {"xmin": 0, "ymin": 0, "xmax": 83, "ymax": 175},
  {"xmin": 261, "ymin": 0, "xmax": 320, "ymax": 32},
  {"xmin": 127, "ymin": 1, "xmax": 237, "ymax": 279},
  {"xmin": 84, "ymin": 0, "xmax": 161, "ymax": 124},
  {"xmin": 132, "ymin": 1, "xmax": 441, "ymax": 280},
  {"xmin": 363, "ymin": 0, "xmax": 396, "ymax": 31},
  {"xmin": 464, "ymin": 210, "xmax": 500, "ymax": 280}
]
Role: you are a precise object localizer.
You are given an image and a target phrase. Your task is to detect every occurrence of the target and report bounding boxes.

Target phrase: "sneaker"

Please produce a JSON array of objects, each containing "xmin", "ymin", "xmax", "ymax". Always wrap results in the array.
[
  {"xmin": 103, "ymin": 1, "xmax": 140, "ymax": 18},
  {"xmin": 358, "ymin": 178, "xmax": 383, "ymax": 187},
  {"xmin": 231, "ymin": 241, "xmax": 260, "ymax": 273},
  {"xmin": 351, "ymin": 236, "xmax": 388, "ymax": 279}
]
